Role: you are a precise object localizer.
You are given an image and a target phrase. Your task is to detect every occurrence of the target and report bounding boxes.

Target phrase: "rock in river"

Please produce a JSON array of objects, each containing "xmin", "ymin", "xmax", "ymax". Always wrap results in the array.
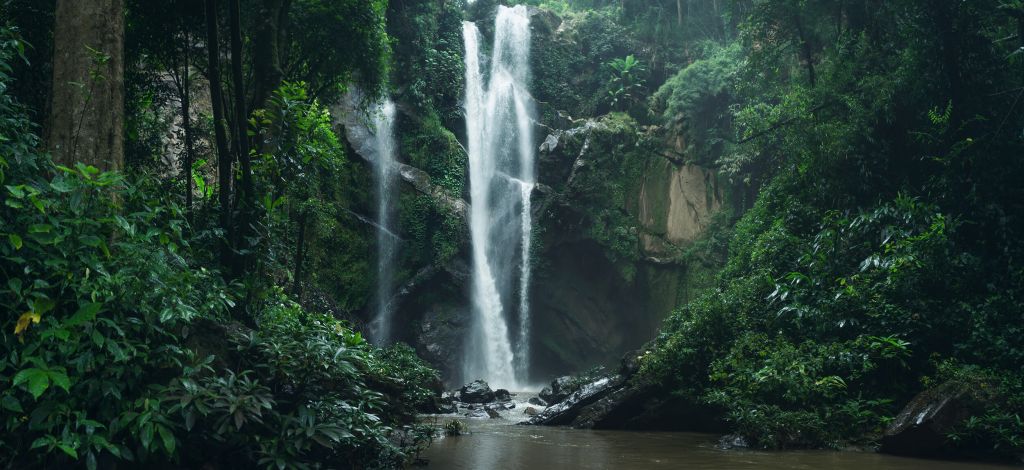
[
  {"xmin": 524, "ymin": 375, "xmax": 624, "ymax": 426},
  {"xmin": 538, "ymin": 376, "xmax": 574, "ymax": 405},
  {"xmin": 880, "ymin": 381, "xmax": 980, "ymax": 457},
  {"xmin": 458, "ymin": 380, "xmax": 496, "ymax": 404}
]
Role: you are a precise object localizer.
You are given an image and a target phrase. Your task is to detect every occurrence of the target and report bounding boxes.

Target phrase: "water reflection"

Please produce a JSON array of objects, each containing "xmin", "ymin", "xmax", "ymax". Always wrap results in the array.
[{"xmin": 422, "ymin": 416, "xmax": 1015, "ymax": 470}]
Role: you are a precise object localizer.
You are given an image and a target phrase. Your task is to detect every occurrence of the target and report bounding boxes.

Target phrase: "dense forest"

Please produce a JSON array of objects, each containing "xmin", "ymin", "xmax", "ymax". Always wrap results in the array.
[{"xmin": 1, "ymin": 0, "xmax": 1022, "ymax": 468}]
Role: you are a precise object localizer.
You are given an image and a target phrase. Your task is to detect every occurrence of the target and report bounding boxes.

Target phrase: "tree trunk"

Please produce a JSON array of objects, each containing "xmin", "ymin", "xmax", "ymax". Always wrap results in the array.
[
  {"xmin": 794, "ymin": 14, "xmax": 817, "ymax": 88},
  {"xmin": 228, "ymin": 0, "xmax": 253, "ymax": 277},
  {"xmin": 676, "ymin": 0, "xmax": 683, "ymax": 27},
  {"xmin": 182, "ymin": 32, "xmax": 194, "ymax": 217},
  {"xmin": 205, "ymin": 0, "xmax": 234, "ymax": 268},
  {"xmin": 48, "ymin": 0, "xmax": 125, "ymax": 171},
  {"xmin": 253, "ymin": 0, "xmax": 286, "ymax": 109},
  {"xmin": 292, "ymin": 209, "xmax": 307, "ymax": 299}
]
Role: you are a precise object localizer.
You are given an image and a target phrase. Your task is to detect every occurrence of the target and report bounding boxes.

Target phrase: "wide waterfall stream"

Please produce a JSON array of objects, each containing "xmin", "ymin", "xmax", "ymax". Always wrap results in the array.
[{"xmin": 462, "ymin": 5, "xmax": 536, "ymax": 390}]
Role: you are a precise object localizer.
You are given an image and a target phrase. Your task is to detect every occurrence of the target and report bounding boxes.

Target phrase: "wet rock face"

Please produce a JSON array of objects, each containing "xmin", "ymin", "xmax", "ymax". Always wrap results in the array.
[
  {"xmin": 525, "ymin": 375, "xmax": 624, "ymax": 426},
  {"xmin": 880, "ymin": 382, "xmax": 979, "ymax": 457},
  {"xmin": 493, "ymin": 389, "xmax": 512, "ymax": 402},
  {"xmin": 458, "ymin": 380, "xmax": 496, "ymax": 404},
  {"xmin": 539, "ymin": 376, "xmax": 574, "ymax": 405}
]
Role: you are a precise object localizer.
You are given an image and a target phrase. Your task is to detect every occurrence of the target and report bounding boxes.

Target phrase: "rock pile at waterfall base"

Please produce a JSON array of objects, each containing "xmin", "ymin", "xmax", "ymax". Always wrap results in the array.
[{"xmin": 441, "ymin": 380, "xmax": 520, "ymax": 419}]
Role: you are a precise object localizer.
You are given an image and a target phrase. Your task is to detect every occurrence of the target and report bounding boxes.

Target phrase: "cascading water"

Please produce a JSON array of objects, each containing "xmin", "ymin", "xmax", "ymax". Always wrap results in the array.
[
  {"xmin": 372, "ymin": 100, "xmax": 399, "ymax": 345},
  {"xmin": 462, "ymin": 5, "xmax": 536, "ymax": 389}
]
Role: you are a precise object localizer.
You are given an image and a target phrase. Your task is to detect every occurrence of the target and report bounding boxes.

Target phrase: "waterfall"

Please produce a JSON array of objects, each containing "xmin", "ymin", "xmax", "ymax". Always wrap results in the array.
[
  {"xmin": 462, "ymin": 5, "xmax": 536, "ymax": 389},
  {"xmin": 372, "ymin": 100, "xmax": 398, "ymax": 345}
]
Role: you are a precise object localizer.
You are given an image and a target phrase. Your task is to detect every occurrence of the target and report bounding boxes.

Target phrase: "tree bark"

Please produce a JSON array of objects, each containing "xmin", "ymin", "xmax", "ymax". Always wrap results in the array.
[
  {"xmin": 228, "ymin": 0, "xmax": 253, "ymax": 276},
  {"xmin": 48, "ymin": 0, "xmax": 125, "ymax": 171},
  {"xmin": 182, "ymin": 32, "xmax": 194, "ymax": 217},
  {"xmin": 292, "ymin": 208, "xmax": 307, "ymax": 299},
  {"xmin": 205, "ymin": 0, "xmax": 234, "ymax": 268},
  {"xmin": 794, "ymin": 14, "xmax": 817, "ymax": 88},
  {"xmin": 253, "ymin": 0, "xmax": 286, "ymax": 109}
]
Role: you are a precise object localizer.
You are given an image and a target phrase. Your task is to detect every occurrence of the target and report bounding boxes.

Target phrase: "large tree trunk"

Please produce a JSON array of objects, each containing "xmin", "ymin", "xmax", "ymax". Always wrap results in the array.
[
  {"xmin": 48, "ymin": 0, "xmax": 125, "ymax": 171},
  {"xmin": 228, "ymin": 0, "xmax": 254, "ymax": 277},
  {"xmin": 794, "ymin": 14, "xmax": 817, "ymax": 88},
  {"xmin": 205, "ymin": 0, "xmax": 234, "ymax": 269},
  {"xmin": 252, "ymin": 0, "xmax": 287, "ymax": 108}
]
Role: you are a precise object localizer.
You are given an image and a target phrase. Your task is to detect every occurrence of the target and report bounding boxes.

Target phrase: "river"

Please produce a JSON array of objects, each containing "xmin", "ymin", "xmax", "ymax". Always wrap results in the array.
[{"xmin": 420, "ymin": 396, "xmax": 1016, "ymax": 470}]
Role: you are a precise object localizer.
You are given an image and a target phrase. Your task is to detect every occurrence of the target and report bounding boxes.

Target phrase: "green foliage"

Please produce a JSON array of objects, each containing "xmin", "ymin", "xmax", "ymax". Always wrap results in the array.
[
  {"xmin": 0, "ymin": 33, "xmax": 438, "ymax": 468},
  {"xmin": 284, "ymin": 0, "xmax": 391, "ymax": 101},
  {"xmin": 637, "ymin": 0, "xmax": 1024, "ymax": 454},
  {"xmin": 606, "ymin": 54, "xmax": 647, "ymax": 112},
  {"xmin": 651, "ymin": 43, "xmax": 741, "ymax": 167},
  {"xmin": 387, "ymin": 0, "xmax": 465, "ymax": 121},
  {"xmin": 252, "ymin": 82, "xmax": 374, "ymax": 313},
  {"xmin": 443, "ymin": 419, "xmax": 466, "ymax": 436},
  {"xmin": 530, "ymin": 8, "xmax": 638, "ymax": 120}
]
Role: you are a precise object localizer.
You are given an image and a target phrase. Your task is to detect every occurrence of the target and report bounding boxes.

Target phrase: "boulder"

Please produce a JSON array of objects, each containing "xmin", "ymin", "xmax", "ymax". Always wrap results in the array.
[
  {"xmin": 484, "ymin": 406, "xmax": 502, "ymax": 419},
  {"xmin": 880, "ymin": 381, "xmax": 978, "ymax": 457},
  {"xmin": 458, "ymin": 380, "xmax": 497, "ymax": 404},
  {"xmin": 464, "ymin": 409, "xmax": 488, "ymax": 419},
  {"xmin": 528, "ymin": 397, "xmax": 548, "ymax": 407},
  {"xmin": 525, "ymin": 375, "xmax": 624, "ymax": 426},
  {"xmin": 718, "ymin": 434, "xmax": 749, "ymax": 450},
  {"xmin": 539, "ymin": 376, "xmax": 574, "ymax": 405},
  {"xmin": 494, "ymin": 389, "xmax": 512, "ymax": 402},
  {"xmin": 524, "ymin": 406, "xmax": 540, "ymax": 416}
]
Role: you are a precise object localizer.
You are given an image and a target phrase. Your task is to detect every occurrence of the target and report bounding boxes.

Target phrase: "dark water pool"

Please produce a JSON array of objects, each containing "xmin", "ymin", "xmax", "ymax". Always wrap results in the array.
[{"xmin": 420, "ymin": 414, "xmax": 1015, "ymax": 470}]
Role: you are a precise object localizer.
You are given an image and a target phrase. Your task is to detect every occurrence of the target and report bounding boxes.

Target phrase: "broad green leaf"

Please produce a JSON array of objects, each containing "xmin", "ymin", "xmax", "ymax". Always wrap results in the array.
[
  {"xmin": 8, "ymin": 233, "xmax": 22, "ymax": 250},
  {"xmin": 157, "ymin": 424, "xmax": 175, "ymax": 454},
  {"xmin": 67, "ymin": 302, "xmax": 102, "ymax": 327},
  {"xmin": 140, "ymin": 423, "xmax": 154, "ymax": 449},
  {"xmin": 1, "ymin": 395, "xmax": 23, "ymax": 412},
  {"xmin": 26, "ymin": 370, "xmax": 50, "ymax": 399},
  {"xmin": 48, "ymin": 369, "xmax": 71, "ymax": 392},
  {"xmin": 56, "ymin": 443, "xmax": 78, "ymax": 459}
]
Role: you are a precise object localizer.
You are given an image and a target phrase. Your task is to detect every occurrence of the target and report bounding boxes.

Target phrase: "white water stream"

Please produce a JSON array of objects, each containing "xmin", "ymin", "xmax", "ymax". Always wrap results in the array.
[
  {"xmin": 462, "ymin": 5, "xmax": 536, "ymax": 389},
  {"xmin": 372, "ymin": 100, "xmax": 398, "ymax": 345}
]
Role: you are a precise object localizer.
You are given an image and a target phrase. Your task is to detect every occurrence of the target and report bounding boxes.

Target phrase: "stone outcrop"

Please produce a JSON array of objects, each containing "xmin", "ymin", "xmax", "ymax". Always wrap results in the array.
[
  {"xmin": 524, "ymin": 350, "xmax": 725, "ymax": 431},
  {"xmin": 458, "ymin": 380, "xmax": 496, "ymax": 404},
  {"xmin": 880, "ymin": 381, "xmax": 982, "ymax": 457},
  {"xmin": 530, "ymin": 115, "xmax": 727, "ymax": 378},
  {"xmin": 636, "ymin": 158, "xmax": 723, "ymax": 260},
  {"xmin": 538, "ymin": 376, "xmax": 574, "ymax": 405},
  {"xmin": 525, "ymin": 375, "xmax": 625, "ymax": 426}
]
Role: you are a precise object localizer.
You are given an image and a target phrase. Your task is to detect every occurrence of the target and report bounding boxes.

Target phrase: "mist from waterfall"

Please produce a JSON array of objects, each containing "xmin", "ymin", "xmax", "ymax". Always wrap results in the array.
[
  {"xmin": 372, "ymin": 100, "xmax": 398, "ymax": 345},
  {"xmin": 462, "ymin": 5, "xmax": 536, "ymax": 389}
]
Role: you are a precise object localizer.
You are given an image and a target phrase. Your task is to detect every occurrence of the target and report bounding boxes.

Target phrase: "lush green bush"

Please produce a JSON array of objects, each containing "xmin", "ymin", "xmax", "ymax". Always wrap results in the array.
[{"xmin": 0, "ymin": 31, "xmax": 438, "ymax": 468}]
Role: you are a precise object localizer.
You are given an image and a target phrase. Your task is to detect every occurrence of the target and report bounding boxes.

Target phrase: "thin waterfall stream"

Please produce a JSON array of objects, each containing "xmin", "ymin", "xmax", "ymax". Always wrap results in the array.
[
  {"xmin": 462, "ymin": 5, "xmax": 537, "ymax": 389},
  {"xmin": 372, "ymin": 100, "xmax": 398, "ymax": 345}
]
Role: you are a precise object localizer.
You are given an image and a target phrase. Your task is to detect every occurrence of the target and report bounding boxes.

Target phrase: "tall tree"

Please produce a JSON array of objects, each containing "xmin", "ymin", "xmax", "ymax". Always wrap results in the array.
[
  {"xmin": 229, "ymin": 0, "xmax": 254, "ymax": 276},
  {"xmin": 253, "ymin": 0, "xmax": 288, "ymax": 108},
  {"xmin": 47, "ymin": 0, "xmax": 125, "ymax": 171},
  {"xmin": 205, "ymin": 0, "xmax": 234, "ymax": 268}
]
